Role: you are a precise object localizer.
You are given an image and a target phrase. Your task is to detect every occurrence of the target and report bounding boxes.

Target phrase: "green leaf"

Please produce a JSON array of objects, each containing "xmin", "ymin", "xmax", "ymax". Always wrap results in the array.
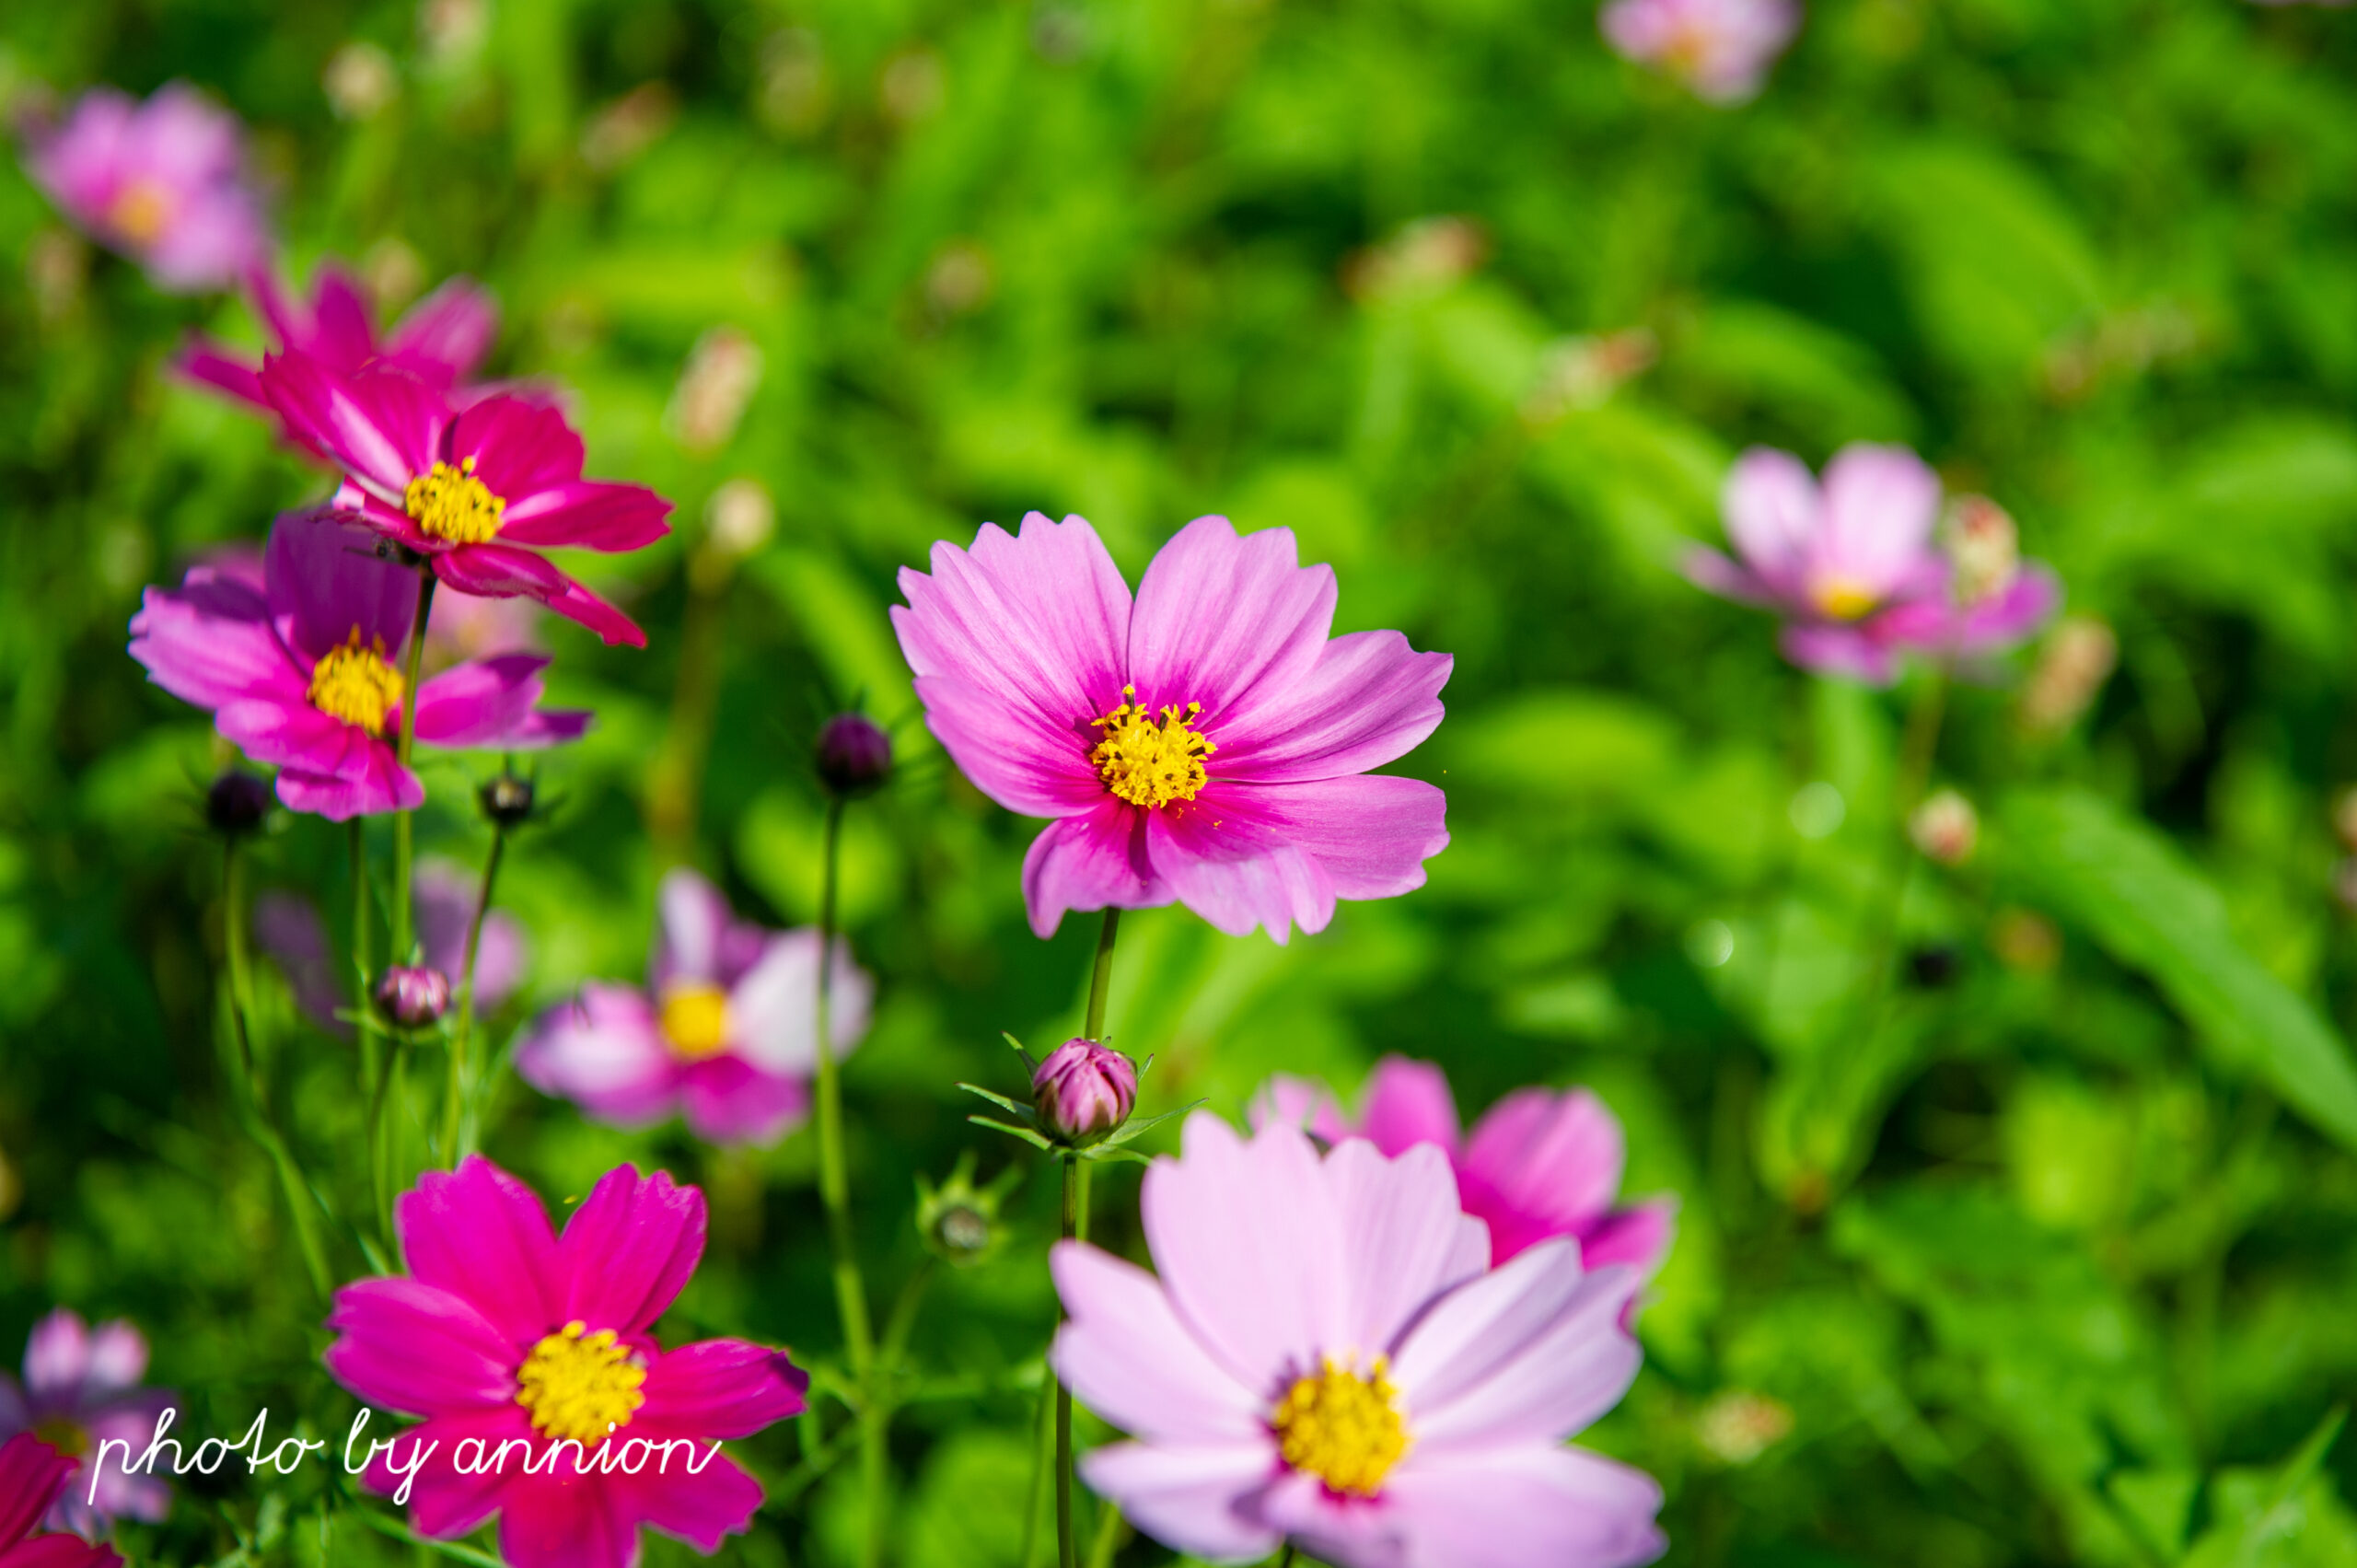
[{"xmin": 2183, "ymin": 1409, "xmax": 2351, "ymax": 1568}]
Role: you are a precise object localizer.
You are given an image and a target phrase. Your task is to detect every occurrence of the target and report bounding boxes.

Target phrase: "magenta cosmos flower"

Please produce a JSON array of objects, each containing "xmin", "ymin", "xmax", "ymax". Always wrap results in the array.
[
  {"xmin": 1256, "ymin": 1058, "xmax": 1674, "ymax": 1276},
  {"xmin": 517, "ymin": 869, "xmax": 873, "ymax": 1146},
  {"xmin": 129, "ymin": 509, "xmax": 590, "ymax": 820},
  {"xmin": 180, "ymin": 261, "xmax": 498, "ymax": 414},
  {"xmin": 324, "ymin": 1157, "xmax": 807, "ymax": 1568},
  {"xmin": 1600, "ymin": 0, "xmax": 1800, "ymax": 103},
  {"xmin": 1682, "ymin": 444, "xmax": 2056, "ymax": 684},
  {"xmin": 0, "ymin": 1312, "xmax": 171, "ymax": 1536},
  {"xmin": 0, "ymin": 1435, "xmax": 123, "ymax": 1568},
  {"xmin": 258, "ymin": 355, "xmax": 669, "ymax": 646},
  {"xmin": 894, "ymin": 513, "xmax": 1451, "ymax": 942},
  {"xmin": 1052, "ymin": 1113, "xmax": 1664, "ymax": 1568},
  {"xmin": 19, "ymin": 83, "xmax": 266, "ymax": 293}
]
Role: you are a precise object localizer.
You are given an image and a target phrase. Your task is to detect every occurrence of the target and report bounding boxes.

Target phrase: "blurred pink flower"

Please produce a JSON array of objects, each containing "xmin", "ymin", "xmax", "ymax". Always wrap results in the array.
[
  {"xmin": 258, "ymin": 357, "xmax": 672, "ymax": 647},
  {"xmin": 0, "ymin": 1434, "xmax": 123, "ymax": 1567},
  {"xmin": 1051, "ymin": 1113, "xmax": 1665, "ymax": 1568},
  {"xmin": 323, "ymin": 1158, "xmax": 806, "ymax": 1568},
  {"xmin": 424, "ymin": 591, "xmax": 546, "ymax": 675},
  {"xmin": 0, "ymin": 1311, "xmax": 172, "ymax": 1537},
  {"xmin": 516, "ymin": 869, "xmax": 872, "ymax": 1146},
  {"xmin": 180, "ymin": 261, "xmax": 498, "ymax": 414},
  {"xmin": 893, "ymin": 513, "xmax": 1452, "ymax": 943},
  {"xmin": 1600, "ymin": 0, "xmax": 1800, "ymax": 103},
  {"xmin": 19, "ymin": 83, "xmax": 267, "ymax": 292},
  {"xmin": 256, "ymin": 860, "xmax": 528, "ymax": 1038},
  {"xmin": 129, "ymin": 509, "xmax": 590, "ymax": 820},
  {"xmin": 1255, "ymin": 1057, "xmax": 1676, "ymax": 1277}
]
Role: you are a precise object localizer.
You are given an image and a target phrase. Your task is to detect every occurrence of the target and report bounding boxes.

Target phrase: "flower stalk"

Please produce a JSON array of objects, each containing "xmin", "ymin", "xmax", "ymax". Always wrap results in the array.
[
  {"xmin": 442, "ymin": 820, "xmax": 506, "ymax": 1165},
  {"xmin": 223, "ymin": 836, "xmax": 332, "ymax": 1302},
  {"xmin": 1057, "ymin": 905, "xmax": 1121, "ymax": 1568},
  {"xmin": 389, "ymin": 566, "xmax": 436, "ymax": 963}
]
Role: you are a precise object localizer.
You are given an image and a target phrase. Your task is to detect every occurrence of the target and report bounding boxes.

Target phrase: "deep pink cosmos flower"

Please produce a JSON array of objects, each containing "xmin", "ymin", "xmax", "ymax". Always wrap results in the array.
[
  {"xmin": 893, "ymin": 513, "xmax": 1452, "ymax": 943},
  {"xmin": 0, "ymin": 1312, "xmax": 171, "ymax": 1537},
  {"xmin": 516, "ymin": 870, "xmax": 873, "ymax": 1146},
  {"xmin": 1255, "ymin": 1058, "xmax": 1675, "ymax": 1276},
  {"xmin": 324, "ymin": 1158, "xmax": 806, "ymax": 1568},
  {"xmin": 130, "ymin": 509, "xmax": 589, "ymax": 819},
  {"xmin": 0, "ymin": 1434, "xmax": 123, "ymax": 1568},
  {"xmin": 19, "ymin": 83, "xmax": 266, "ymax": 293},
  {"xmin": 258, "ymin": 355, "xmax": 670, "ymax": 646},
  {"xmin": 1683, "ymin": 444, "xmax": 2058, "ymax": 684},
  {"xmin": 1051, "ymin": 1113, "xmax": 1664, "ymax": 1568},
  {"xmin": 180, "ymin": 261, "xmax": 498, "ymax": 414},
  {"xmin": 1600, "ymin": 0, "xmax": 1801, "ymax": 103}
]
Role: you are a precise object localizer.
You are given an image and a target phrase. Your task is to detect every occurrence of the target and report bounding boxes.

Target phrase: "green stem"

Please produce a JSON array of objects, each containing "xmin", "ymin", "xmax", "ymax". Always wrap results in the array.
[
  {"xmin": 814, "ymin": 795, "xmax": 872, "ymax": 1367},
  {"xmin": 1086, "ymin": 1494, "xmax": 1124, "ymax": 1568},
  {"xmin": 1057, "ymin": 1156, "xmax": 1080, "ymax": 1568},
  {"xmin": 352, "ymin": 820, "xmax": 391, "ymax": 1247},
  {"xmin": 1894, "ymin": 666, "xmax": 1949, "ymax": 820},
  {"xmin": 389, "ymin": 568, "xmax": 435, "ymax": 964},
  {"xmin": 443, "ymin": 826, "xmax": 505, "ymax": 1165},
  {"xmin": 225, "ymin": 839, "xmax": 332, "ymax": 1301},
  {"xmin": 1083, "ymin": 908, "xmax": 1120, "ymax": 1041},
  {"xmin": 1019, "ymin": 1374, "xmax": 1054, "ymax": 1568}
]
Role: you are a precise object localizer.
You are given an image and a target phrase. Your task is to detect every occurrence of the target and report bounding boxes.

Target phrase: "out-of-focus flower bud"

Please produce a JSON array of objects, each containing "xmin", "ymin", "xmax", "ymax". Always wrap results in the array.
[
  {"xmin": 924, "ymin": 238, "xmax": 994, "ymax": 318},
  {"xmin": 480, "ymin": 772, "xmax": 536, "ymax": 829},
  {"xmin": 914, "ymin": 1153, "xmax": 1016, "ymax": 1267},
  {"xmin": 582, "ymin": 82, "xmax": 677, "ymax": 173},
  {"xmin": 1341, "ymin": 215, "xmax": 1486, "ymax": 303},
  {"xmin": 1943, "ymin": 495, "xmax": 2019, "ymax": 608},
  {"xmin": 2333, "ymin": 859, "xmax": 2357, "ymax": 919},
  {"xmin": 1695, "ymin": 1390, "xmax": 1794, "ymax": 1467},
  {"xmin": 2331, "ymin": 788, "xmax": 2357, "ymax": 855},
  {"xmin": 668, "ymin": 326, "xmax": 763, "ymax": 457},
  {"xmin": 817, "ymin": 713, "xmax": 893, "ymax": 799},
  {"xmin": 207, "ymin": 770, "xmax": 273, "ymax": 836},
  {"xmin": 690, "ymin": 478, "xmax": 775, "ymax": 594},
  {"xmin": 1909, "ymin": 789, "xmax": 1979, "ymax": 866},
  {"xmin": 324, "ymin": 42, "xmax": 398, "ymax": 121},
  {"xmin": 880, "ymin": 48, "xmax": 946, "ymax": 123},
  {"xmin": 376, "ymin": 964, "xmax": 451, "ymax": 1027},
  {"xmin": 1907, "ymin": 944, "xmax": 1961, "ymax": 989},
  {"xmin": 1520, "ymin": 329, "xmax": 1656, "ymax": 425},
  {"xmin": 1032, "ymin": 1038, "xmax": 1137, "ymax": 1146},
  {"xmin": 2020, "ymin": 616, "xmax": 2119, "ymax": 737}
]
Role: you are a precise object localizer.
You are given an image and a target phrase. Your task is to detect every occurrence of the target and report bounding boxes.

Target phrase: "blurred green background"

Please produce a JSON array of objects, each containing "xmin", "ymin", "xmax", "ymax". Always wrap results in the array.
[{"xmin": 8, "ymin": 0, "xmax": 2357, "ymax": 1563}]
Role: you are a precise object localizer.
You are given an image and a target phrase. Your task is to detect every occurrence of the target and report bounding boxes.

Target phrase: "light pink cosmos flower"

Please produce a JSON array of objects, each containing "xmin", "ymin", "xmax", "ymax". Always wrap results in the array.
[
  {"xmin": 0, "ymin": 1311, "xmax": 173, "ymax": 1537},
  {"xmin": 1052, "ymin": 1113, "xmax": 1665, "ymax": 1568},
  {"xmin": 18, "ymin": 83, "xmax": 267, "ymax": 293},
  {"xmin": 1600, "ymin": 0, "xmax": 1801, "ymax": 103},
  {"xmin": 894, "ymin": 513, "xmax": 1452, "ymax": 943},
  {"xmin": 1682, "ymin": 444, "xmax": 2058, "ymax": 684},
  {"xmin": 323, "ymin": 1157, "xmax": 807, "ymax": 1568},
  {"xmin": 180, "ymin": 261, "xmax": 498, "ymax": 414},
  {"xmin": 516, "ymin": 869, "xmax": 873, "ymax": 1146},
  {"xmin": 0, "ymin": 1434, "xmax": 123, "ymax": 1568},
  {"xmin": 1254, "ymin": 1057, "xmax": 1675, "ymax": 1276},
  {"xmin": 258, "ymin": 356, "xmax": 671, "ymax": 646},
  {"xmin": 129, "ymin": 509, "xmax": 590, "ymax": 820}
]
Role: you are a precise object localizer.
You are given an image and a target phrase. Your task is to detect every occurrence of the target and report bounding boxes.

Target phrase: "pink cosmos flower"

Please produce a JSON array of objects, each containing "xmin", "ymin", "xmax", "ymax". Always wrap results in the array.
[
  {"xmin": 323, "ymin": 1157, "xmax": 807, "ymax": 1568},
  {"xmin": 1051, "ymin": 1113, "xmax": 1665, "ymax": 1568},
  {"xmin": 180, "ymin": 261, "xmax": 498, "ymax": 414},
  {"xmin": 893, "ymin": 514, "xmax": 1452, "ymax": 943},
  {"xmin": 1682, "ymin": 444, "xmax": 2058, "ymax": 684},
  {"xmin": 1255, "ymin": 1058, "xmax": 1675, "ymax": 1276},
  {"xmin": 129, "ymin": 508, "xmax": 591, "ymax": 820},
  {"xmin": 1600, "ymin": 0, "xmax": 1801, "ymax": 103},
  {"xmin": 0, "ymin": 1434, "xmax": 123, "ymax": 1568},
  {"xmin": 0, "ymin": 1311, "xmax": 172, "ymax": 1536},
  {"xmin": 516, "ymin": 869, "xmax": 873, "ymax": 1146},
  {"xmin": 258, "ymin": 356, "xmax": 671, "ymax": 646},
  {"xmin": 19, "ymin": 83, "xmax": 267, "ymax": 293}
]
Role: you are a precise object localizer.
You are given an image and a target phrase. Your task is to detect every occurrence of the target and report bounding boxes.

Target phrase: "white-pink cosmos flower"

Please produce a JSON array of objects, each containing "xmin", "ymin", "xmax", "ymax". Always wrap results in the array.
[
  {"xmin": 1600, "ymin": 0, "xmax": 1801, "ymax": 103},
  {"xmin": 1051, "ymin": 1113, "xmax": 1665, "ymax": 1568}
]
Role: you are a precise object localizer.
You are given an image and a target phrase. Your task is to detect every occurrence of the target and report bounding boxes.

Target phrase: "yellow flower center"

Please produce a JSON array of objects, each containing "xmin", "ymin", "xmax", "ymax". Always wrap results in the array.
[
  {"xmin": 106, "ymin": 178, "xmax": 175, "ymax": 246},
  {"xmin": 404, "ymin": 457, "xmax": 506, "ymax": 545},
  {"xmin": 308, "ymin": 628, "xmax": 407, "ymax": 736},
  {"xmin": 1811, "ymin": 578, "xmax": 1878, "ymax": 621},
  {"xmin": 33, "ymin": 1414, "xmax": 88, "ymax": 1458},
  {"xmin": 1089, "ymin": 685, "xmax": 1214, "ymax": 809},
  {"xmin": 1271, "ymin": 1356, "xmax": 1411, "ymax": 1497},
  {"xmin": 659, "ymin": 983, "xmax": 731, "ymax": 1061},
  {"xmin": 514, "ymin": 1320, "xmax": 646, "ymax": 1445}
]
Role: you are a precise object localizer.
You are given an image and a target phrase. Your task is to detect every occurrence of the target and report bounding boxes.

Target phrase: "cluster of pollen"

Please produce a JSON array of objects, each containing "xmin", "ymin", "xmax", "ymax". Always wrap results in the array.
[
  {"xmin": 515, "ymin": 1320, "xmax": 646, "ymax": 1445},
  {"xmin": 1809, "ymin": 576, "xmax": 1879, "ymax": 621},
  {"xmin": 1271, "ymin": 1356, "xmax": 1411, "ymax": 1497},
  {"xmin": 107, "ymin": 178, "xmax": 175, "ymax": 246},
  {"xmin": 308, "ymin": 628, "xmax": 406, "ymax": 735},
  {"xmin": 1089, "ymin": 686, "xmax": 1214, "ymax": 809},
  {"xmin": 404, "ymin": 456, "xmax": 506, "ymax": 545},
  {"xmin": 659, "ymin": 983, "xmax": 731, "ymax": 1061}
]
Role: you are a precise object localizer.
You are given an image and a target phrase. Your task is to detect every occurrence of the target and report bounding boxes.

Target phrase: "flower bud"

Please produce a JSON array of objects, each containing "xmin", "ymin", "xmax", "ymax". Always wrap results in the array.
[
  {"xmin": 2331, "ymin": 788, "xmax": 2357, "ymax": 855},
  {"xmin": 206, "ymin": 770, "xmax": 273, "ymax": 837},
  {"xmin": 1909, "ymin": 789, "xmax": 1979, "ymax": 866},
  {"xmin": 480, "ymin": 772, "xmax": 535, "ymax": 829},
  {"xmin": 816, "ymin": 713, "xmax": 893, "ymax": 799},
  {"xmin": 2020, "ymin": 616, "xmax": 2119, "ymax": 737},
  {"xmin": 376, "ymin": 965, "xmax": 451, "ymax": 1028},
  {"xmin": 1943, "ymin": 495, "xmax": 2019, "ymax": 608},
  {"xmin": 914, "ymin": 1151, "xmax": 1016, "ymax": 1267},
  {"xmin": 1031, "ymin": 1038, "xmax": 1137, "ymax": 1145}
]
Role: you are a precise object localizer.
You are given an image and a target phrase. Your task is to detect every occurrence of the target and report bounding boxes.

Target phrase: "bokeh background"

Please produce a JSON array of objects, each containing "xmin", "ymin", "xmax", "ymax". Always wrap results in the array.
[{"xmin": 7, "ymin": 0, "xmax": 2357, "ymax": 1563}]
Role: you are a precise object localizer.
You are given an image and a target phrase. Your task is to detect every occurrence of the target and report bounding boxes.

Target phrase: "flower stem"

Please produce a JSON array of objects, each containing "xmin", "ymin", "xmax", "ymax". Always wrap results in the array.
[
  {"xmin": 1085, "ymin": 1494, "xmax": 1125, "ymax": 1568},
  {"xmin": 1019, "ymin": 1373, "xmax": 1054, "ymax": 1568},
  {"xmin": 1083, "ymin": 908, "xmax": 1120, "ymax": 1042},
  {"xmin": 389, "ymin": 567, "xmax": 435, "ymax": 965},
  {"xmin": 224, "ymin": 838, "xmax": 332, "ymax": 1302},
  {"xmin": 351, "ymin": 819, "xmax": 391, "ymax": 1246},
  {"xmin": 1054, "ymin": 911, "xmax": 1120, "ymax": 1568},
  {"xmin": 442, "ymin": 824, "xmax": 505, "ymax": 1166}
]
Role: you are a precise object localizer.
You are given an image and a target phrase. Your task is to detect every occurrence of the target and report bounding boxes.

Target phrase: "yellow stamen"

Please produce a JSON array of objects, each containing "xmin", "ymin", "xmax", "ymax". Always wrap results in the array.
[
  {"xmin": 1271, "ymin": 1356, "xmax": 1411, "ymax": 1497},
  {"xmin": 404, "ymin": 456, "xmax": 506, "ymax": 545},
  {"xmin": 514, "ymin": 1320, "xmax": 646, "ymax": 1445},
  {"xmin": 1812, "ymin": 579, "xmax": 1878, "ymax": 621},
  {"xmin": 308, "ymin": 628, "xmax": 406, "ymax": 735},
  {"xmin": 659, "ymin": 983, "xmax": 731, "ymax": 1061},
  {"xmin": 1089, "ymin": 685, "xmax": 1214, "ymax": 809},
  {"xmin": 106, "ymin": 178, "xmax": 175, "ymax": 247}
]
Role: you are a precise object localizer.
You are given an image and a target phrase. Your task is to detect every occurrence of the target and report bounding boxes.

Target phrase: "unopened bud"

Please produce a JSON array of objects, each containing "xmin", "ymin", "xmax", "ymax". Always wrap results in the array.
[
  {"xmin": 1944, "ymin": 495, "xmax": 2019, "ymax": 607},
  {"xmin": 376, "ymin": 965, "xmax": 451, "ymax": 1027},
  {"xmin": 2332, "ymin": 788, "xmax": 2357, "ymax": 855},
  {"xmin": 816, "ymin": 713, "xmax": 893, "ymax": 799},
  {"xmin": 1909, "ymin": 789, "xmax": 1979, "ymax": 866},
  {"xmin": 2021, "ymin": 616, "xmax": 2119, "ymax": 736},
  {"xmin": 2335, "ymin": 859, "xmax": 2357, "ymax": 919},
  {"xmin": 1695, "ymin": 1390, "xmax": 1794, "ymax": 1467},
  {"xmin": 480, "ymin": 772, "xmax": 535, "ymax": 829},
  {"xmin": 206, "ymin": 770, "xmax": 273, "ymax": 837},
  {"xmin": 668, "ymin": 326, "xmax": 763, "ymax": 457},
  {"xmin": 1031, "ymin": 1038, "xmax": 1137, "ymax": 1145},
  {"xmin": 914, "ymin": 1151, "xmax": 1015, "ymax": 1267}
]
